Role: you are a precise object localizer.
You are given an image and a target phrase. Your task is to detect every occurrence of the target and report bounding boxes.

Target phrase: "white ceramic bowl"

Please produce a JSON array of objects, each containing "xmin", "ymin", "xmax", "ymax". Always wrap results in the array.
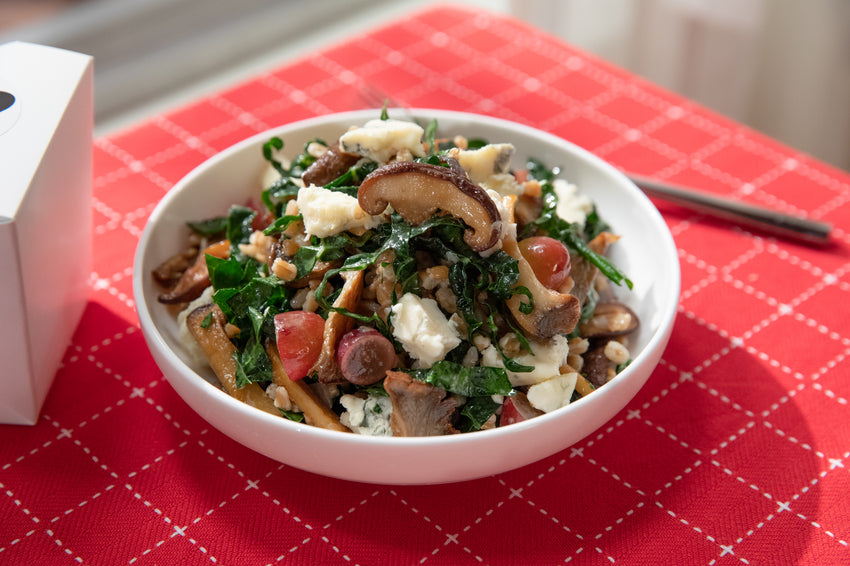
[{"xmin": 133, "ymin": 109, "xmax": 680, "ymax": 485}]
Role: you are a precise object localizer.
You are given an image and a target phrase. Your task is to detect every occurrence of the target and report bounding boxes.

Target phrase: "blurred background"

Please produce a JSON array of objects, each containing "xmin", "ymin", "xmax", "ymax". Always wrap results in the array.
[{"xmin": 1, "ymin": 0, "xmax": 848, "ymax": 172}]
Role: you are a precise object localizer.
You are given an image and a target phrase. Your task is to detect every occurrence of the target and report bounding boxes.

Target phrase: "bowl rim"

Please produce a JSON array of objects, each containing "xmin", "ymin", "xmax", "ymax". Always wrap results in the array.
[{"xmin": 133, "ymin": 108, "xmax": 680, "ymax": 450}]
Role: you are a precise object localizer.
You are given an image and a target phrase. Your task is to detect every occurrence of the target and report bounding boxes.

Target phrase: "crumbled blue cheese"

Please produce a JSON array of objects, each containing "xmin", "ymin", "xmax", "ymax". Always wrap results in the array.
[
  {"xmin": 454, "ymin": 143, "xmax": 514, "ymax": 180},
  {"xmin": 453, "ymin": 143, "xmax": 524, "ymax": 197},
  {"xmin": 339, "ymin": 118, "xmax": 425, "ymax": 163},
  {"xmin": 296, "ymin": 185, "xmax": 384, "ymax": 238},
  {"xmin": 553, "ymin": 179, "xmax": 593, "ymax": 227},
  {"xmin": 339, "ymin": 393, "xmax": 393, "ymax": 436},
  {"xmin": 390, "ymin": 293, "xmax": 461, "ymax": 368},
  {"xmin": 480, "ymin": 334, "xmax": 569, "ymax": 386},
  {"xmin": 527, "ymin": 372, "xmax": 578, "ymax": 413}
]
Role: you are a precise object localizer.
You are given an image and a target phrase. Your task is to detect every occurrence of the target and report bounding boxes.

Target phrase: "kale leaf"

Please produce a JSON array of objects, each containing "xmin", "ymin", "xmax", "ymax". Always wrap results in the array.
[{"xmin": 407, "ymin": 360, "xmax": 512, "ymax": 397}]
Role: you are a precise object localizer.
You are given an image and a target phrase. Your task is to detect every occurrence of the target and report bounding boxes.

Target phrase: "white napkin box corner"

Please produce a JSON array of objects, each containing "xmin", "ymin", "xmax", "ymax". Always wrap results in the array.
[{"xmin": 0, "ymin": 41, "xmax": 93, "ymax": 425}]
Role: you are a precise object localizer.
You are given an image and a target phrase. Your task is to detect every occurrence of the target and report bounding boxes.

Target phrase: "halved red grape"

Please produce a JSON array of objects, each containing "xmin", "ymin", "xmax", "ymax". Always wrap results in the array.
[{"xmin": 518, "ymin": 236, "xmax": 571, "ymax": 290}]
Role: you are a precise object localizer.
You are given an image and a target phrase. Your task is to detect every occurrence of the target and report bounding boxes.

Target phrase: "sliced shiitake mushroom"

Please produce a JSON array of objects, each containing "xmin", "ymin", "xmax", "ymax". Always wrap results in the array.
[
  {"xmin": 358, "ymin": 159, "xmax": 502, "ymax": 252},
  {"xmin": 157, "ymin": 240, "xmax": 229, "ymax": 304},
  {"xmin": 301, "ymin": 143, "xmax": 360, "ymax": 186}
]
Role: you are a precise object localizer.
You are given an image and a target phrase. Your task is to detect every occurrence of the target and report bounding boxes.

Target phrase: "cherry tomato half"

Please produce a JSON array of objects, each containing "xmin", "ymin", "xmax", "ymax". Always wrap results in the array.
[{"xmin": 273, "ymin": 311, "xmax": 325, "ymax": 380}]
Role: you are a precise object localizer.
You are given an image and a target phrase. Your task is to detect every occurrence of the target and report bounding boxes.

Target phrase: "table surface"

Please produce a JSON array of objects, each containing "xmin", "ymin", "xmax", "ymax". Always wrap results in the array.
[{"xmin": 3, "ymin": 5, "xmax": 850, "ymax": 565}]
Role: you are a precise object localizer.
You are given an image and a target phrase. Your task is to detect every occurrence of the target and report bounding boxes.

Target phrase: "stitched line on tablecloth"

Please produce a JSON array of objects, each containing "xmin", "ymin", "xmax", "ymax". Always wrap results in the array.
[
  {"xmin": 576, "ymin": 292, "xmax": 845, "ymax": 562},
  {"xmin": 258, "ymin": 464, "xmax": 371, "ymax": 565},
  {"xmin": 813, "ymin": 379, "xmax": 850, "ymax": 406},
  {"xmin": 129, "ymin": 477, "xmax": 251, "ymax": 566},
  {"xmin": 0, "ymin": 480, "xmax": 41, "ymax": 555},
  {"xmin": 43, "ymin": 529, "xmax": 86, "ymax": 564},
  {"xmin": 151, "ymin": 115, "xmax": 220, "ymax": 158},
  {"xmin": 1, "ymin": 389, "xmax": 200, "ymax": 561},
  {"xmin": 0, "ymin": 484, "xmax": 91, "ymax": 564},
  {"xmin": 677, "ymin": 233, "xmax": 850, "ymax": 387},
  {"xmin": 583, "ymin": 426, "xmax": 750, "ymax": 562},
  {"xmin": 494, "ymin": 477, "xmax": 620, "ymax": 564},
  {"xmin": 95, "ymin": 138, "xmax": 173, "ymax": 192},
  {"xmin": 131, "ymin": 524, "xmax": 221, "ymax": 565},
  {"xmin": 654, "ymin": 316, "xmax": 850, "ymax": 553},
  {"xmin": 653, "ymin": 500, "xmax": 747, "ymax": 565},
  {"xmin": 385, "ymin": 489, "xmax": 481, "ymax": 564},
  {"xmin": 709, "ymin": 452, "xmax": 850, "ymax": 550},
  {"xmin": 92, "ymin": 197, "xmax": 156, "ymax": 240}
]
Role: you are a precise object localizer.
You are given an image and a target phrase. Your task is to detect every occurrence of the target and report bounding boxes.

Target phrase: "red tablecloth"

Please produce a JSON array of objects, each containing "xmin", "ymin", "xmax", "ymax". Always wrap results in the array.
[{"xmin": 3, "ymin": 5, "xmax": 849, "ymax": 565}]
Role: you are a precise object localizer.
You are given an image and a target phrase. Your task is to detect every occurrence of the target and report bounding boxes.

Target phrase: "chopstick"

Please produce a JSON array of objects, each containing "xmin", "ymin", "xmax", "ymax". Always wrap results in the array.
[{"xmin": 627, "ymin": 174, "xmax": 833, "ymax": 245}]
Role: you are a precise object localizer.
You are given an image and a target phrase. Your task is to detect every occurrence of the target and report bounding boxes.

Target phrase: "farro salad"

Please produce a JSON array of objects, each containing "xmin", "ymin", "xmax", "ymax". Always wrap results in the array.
[{"xmin": 152, "ymin": 109, "xmax": 637, "ymax": 437}]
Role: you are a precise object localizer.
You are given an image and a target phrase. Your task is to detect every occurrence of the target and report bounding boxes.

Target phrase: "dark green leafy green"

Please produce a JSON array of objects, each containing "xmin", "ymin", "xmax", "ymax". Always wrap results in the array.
[
  {"xmin": 262, "ymin": 137, "xmax": 286, "ymax": 175},
  {"xmin": 324, "ymin": 160, "xmax": 379, "ymax": 191},
  {"xmin": 407, "ymin": 360, "xmax": 512, "ymax": 397},
  {"xmin": 457, "ymin": 396, "xmax": 500, "ymax": 432},
  {"xmin": 424, "ymin": 119, "xmax": 438, "ymax": 155},
  {"xmin": 187, "ymin": 216, "xmax": 227, "ymax": 236},
  {"xmin": 225, "ymin": 206, "xmax": 257, "ymax": 261},
  {"xmin": 210, "ymin": 272, "xmax": 293, "ymax": 386},
  {"xmin": 262, "ymin": 214, "xmax": 302, "ymax": 237}
]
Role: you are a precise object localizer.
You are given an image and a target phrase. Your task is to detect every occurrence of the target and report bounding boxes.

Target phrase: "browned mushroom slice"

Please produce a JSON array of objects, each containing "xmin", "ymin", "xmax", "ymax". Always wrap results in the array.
[
  {"xmin": 185, "ymin": 304, "xmax": 279, "ymax": 415},
  {"xmin": 266, "ymin": 343, "xmax": 350, "ymax": 433},
  {"xmin": 157, "ymin": 240, "xmax": 230, "ymax": 304},
  {"xmin": 311, "ymin": 269, "xmax": 365, "ymax": 383},
  {"xmin": 579, "ymin": 301, "xmax": 639, "ymax": 339},
  {"xmin": 569, "ymin": 232, "xmax": 620, "ymax": 307},
  {"xmin": 513, "ymin": 193, "xmax": 543, "ymax": 232},
  {"xmin": 502, "ymin": 234, "xmax": 581, "ymax": 339},
  {"xmin": 384, "ymin": 371, "xmax": 460, "ymax": 437},
  {"xmin": 358, "ymin": 159, "xmax": 502, "ymax": 252},
  {"xmin": 582, "ymin": 343, "xmax": 612, "ymax": 388},
  {"xmin": 152, "ymin": 243, "xmax": 199, "ymax": 286},
  {"xmin": 301, "ymin": 143, "xmax": 360, "ymax": 186}
]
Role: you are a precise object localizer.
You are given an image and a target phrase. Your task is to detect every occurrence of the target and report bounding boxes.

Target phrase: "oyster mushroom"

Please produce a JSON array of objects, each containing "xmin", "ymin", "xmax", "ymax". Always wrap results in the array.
[
  {"xmin": 185, "ymin": 304, "xmax": 279, "ymax": 415},
  {"xmin": 502, "ymin": 234, "xmax": 581, "ymax": 339},
  {"xmin": 357, "ymin": 159, "xmax": 502, "ymax": 252},
  {"xmin": 265, "ymin": 343, "xmax": 350, "ymax": 433},
  {"xmin": 384, "ymin": 371, "xmax": 460, "ymax": 437}
]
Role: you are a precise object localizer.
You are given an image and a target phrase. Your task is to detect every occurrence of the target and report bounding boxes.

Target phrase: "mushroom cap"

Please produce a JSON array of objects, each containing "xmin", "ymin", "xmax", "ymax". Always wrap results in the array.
[{"xmin": 358, "ymin": 159, "xmax": 502, "ymax": 252}]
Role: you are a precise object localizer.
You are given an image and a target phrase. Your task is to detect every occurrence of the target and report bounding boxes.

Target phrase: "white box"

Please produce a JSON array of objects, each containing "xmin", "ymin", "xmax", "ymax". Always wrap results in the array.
[{"xmin": 0, "ymin": 42, "xmax": 93, "ymax": 425}]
